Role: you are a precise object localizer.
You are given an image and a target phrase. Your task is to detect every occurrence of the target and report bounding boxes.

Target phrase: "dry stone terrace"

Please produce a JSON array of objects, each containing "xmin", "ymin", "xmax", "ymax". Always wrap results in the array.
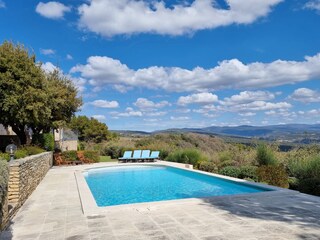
[{"xmin": 1, "ymin": 163, "xmax": 320, "ymax": 240}]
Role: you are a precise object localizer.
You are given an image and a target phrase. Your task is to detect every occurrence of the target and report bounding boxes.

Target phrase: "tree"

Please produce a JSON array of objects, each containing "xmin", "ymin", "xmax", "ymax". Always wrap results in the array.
[
  {"xmin": 0, "ymin": 41, "xmax": 82, "ymax": 144},
  {"xmin": 69, "ymin": 116, "xmax": 111, "ymax": 143}
]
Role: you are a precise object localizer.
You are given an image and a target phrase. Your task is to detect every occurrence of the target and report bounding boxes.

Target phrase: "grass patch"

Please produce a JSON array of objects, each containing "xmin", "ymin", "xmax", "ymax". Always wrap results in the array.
[{"xmin": 99, "ymin": 156, "xmax": 116, "ymax": 162}]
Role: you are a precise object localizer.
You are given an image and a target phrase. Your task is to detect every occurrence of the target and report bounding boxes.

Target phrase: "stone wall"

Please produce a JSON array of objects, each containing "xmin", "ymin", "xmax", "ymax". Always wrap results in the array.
[{"xmin": 8, "ymin": 152, "xmax": 53, "ymax": 205}]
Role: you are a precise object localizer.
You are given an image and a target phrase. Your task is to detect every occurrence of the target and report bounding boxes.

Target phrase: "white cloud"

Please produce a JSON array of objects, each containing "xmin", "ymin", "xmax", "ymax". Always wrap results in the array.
[
  {"xmin": 134, "ymin": 98, "xmax": 170, "ymax": 110},
  {"xmin": 304, "ymin": 0, "xmax": 320, "ymax": 12},
  {"xmin": 239, "ymin": 112, "xmax": 256, "ymax": 117},
  {"xmin": 70, "ymin": 53, "xmax": 320, "ymax": 92},
  {"xmin": 36, "ymin": 1, "xmax": 71, "ymax": 19},
  {"xmin": 66, "ymin": 54, "xmax": 73, "ymax": 60},
  {"xmin": 91, "ymin": 100, "xmax": 119, "ymax": 108},
  {"xmin": 0, "ymin": 1, "xmax": 5, "ymax": 8},
  {"xmin": 69, "ymin": 76, "xmax": 87, "ymax": 93},
  {"xmin": 229, "ymin": 101, "xmax": 292, "ymax": 112},
  {"xmin": 78, "ymin": 0, "xmax": 282, "ymax": 37},
  {"xmin": 92, "ymin": 115, "xmax": 106, "ymax": 120},
  {"xmin": 146, "ymin": 111, "xmax": 167, "ymax": 117},
  {"xmin": 113, "ymin": 107, "xmax": 143, "ymax": 117},
  {"xmin": 290, "ymin": 88, "xmax": 320, "ymax": 103},
  {"xmin": 177, "ymin": 92, "xmax": 218, "ymax": 106},
  {"xmin": 222, "ymin": 91, "xmax": 275, "ymax": 106},
  {"xmin": 41, "ymin": 61, "xmax": 58, "ymax": 73},
  {"xmin": 170, "ymin": 116, "xmax": 189, "ymax": 121},
  {"xmin": 40, "ymin": 48, "xmax": 55, "ymax": 55}
]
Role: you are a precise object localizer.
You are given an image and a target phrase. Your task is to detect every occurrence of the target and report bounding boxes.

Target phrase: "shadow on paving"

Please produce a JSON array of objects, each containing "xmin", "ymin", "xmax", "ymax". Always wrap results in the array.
[{"xmin": 199, "ymin": 191, "xmax": 320, "ymax": 238}]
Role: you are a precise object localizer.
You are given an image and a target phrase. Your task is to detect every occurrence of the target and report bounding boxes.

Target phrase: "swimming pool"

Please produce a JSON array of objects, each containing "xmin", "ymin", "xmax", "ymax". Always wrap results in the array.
[{"xmin": 83, "ymin": 165, "xmax": 271, "ymax": 207}]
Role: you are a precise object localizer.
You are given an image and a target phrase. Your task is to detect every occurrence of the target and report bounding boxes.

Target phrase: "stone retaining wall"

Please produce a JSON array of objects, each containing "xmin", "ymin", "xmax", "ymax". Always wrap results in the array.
[
  {"xmin": 8, "ymin": 152, "xmax": 53, "ymax": 205},
  {"xmin": 1, "ymin": 152, "xmax": 52, "ymax": 230}
]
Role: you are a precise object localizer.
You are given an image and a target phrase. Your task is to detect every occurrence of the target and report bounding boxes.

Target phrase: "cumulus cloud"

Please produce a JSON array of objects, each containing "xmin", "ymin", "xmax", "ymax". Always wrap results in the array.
[
  {"xmin": 177, "ymin": 92, "xmax": 218, "ymax": 106},
  {"xmin": 92, "ymin": 115, "xmax": 106, "ymax": 120},
  {"xmin": 66, "ymin": 54, "xmax": 73, "ymax": 60},
  {"xmin": 290, "ymin": 88, "xmax": 320, "ymax": 103},
  {"xmin": 112, "ymin": 107, "xmax": 143, "ymax": 117},
  {"xmin": 239, "ymin": 112, "xmax": 256, "ymax": 117},
  {"xmin": 0, "ymin": 1, "xmax": 5, "ymax": 8},
  {"xmin": 91, "ymin": 100, "xmax": 119, "ymax": 108},
  {"xmin": 36, "ymin": 1, "xmax": 71, "ymax": 19},
  {"xmin": 69, "ymin": 77, "xmax": 87, "ymax": 93},
  {"xmin": 41, "ymin": 61, "xmax": 58, "ymax": 73},
  {"xmin": 134, "ymin": 98, "xmax": 170, "ymax": 110},
  {"xmin": 304, "ymin": 0, "xmax": 320, "ymax": 12},
  {"xmin": 70, "ymin": 53, "xmax": 320, "ymax": 92},
  {"xmin": 78, "ymin": 0, "xmax": 282, "ymax": 37},
  {"xmin": 40, "ymin": 48, "xmax": 55, "ymax": 55},
  {"xmin": 222, "ymin": 91, "xmax": 275, "ymax": 106},
  {"xmin": 170, "ymin": 116, "xmax": 189, "ymax": 121}
]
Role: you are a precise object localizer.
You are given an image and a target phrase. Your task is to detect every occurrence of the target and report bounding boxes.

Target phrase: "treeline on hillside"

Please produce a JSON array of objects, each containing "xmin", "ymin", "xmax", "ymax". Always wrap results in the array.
[{"xmin": 86, "ymin": 132, "xmax": 320, "ymax": 196}]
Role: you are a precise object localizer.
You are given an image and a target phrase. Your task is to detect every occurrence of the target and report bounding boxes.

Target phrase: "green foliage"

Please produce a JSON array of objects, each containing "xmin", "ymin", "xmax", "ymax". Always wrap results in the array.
[
  {"xmin": 21, "ymin": 146, "xmax": 45, "ymax": 155},
  {"xmin": 257, "ymin": 165, "xmax": 289, "ymax": 188},
  {"xmin": 297, "ymin": 178, "xmax": 320, "ymax": 196},
  {"xmin": 0, "ymin": 153, "xmax": 9, "ymax": 161},
  {"xmin": 218, "ymin": 151, "xmax": 232, "ymax": 162},
  {"xmin": 102, "ymin": 145, "xmax": 125, "ymax": 159},
  {"xmin": 32, "ymin": 133, "xmax": 54, "ymax": 151},
  {"xmin": 0, "ymin": 159, "xmax": 9, "ymax": 219},
  {"xmin": 239, "ymin": 166, "xmax": 258, "ymax": 181},
  {"xmin": 14, "ymin": 149, "xmax": 28, "ymax": 159},
  {"xmin": 198, "ymin": 161, "xmax": 218, "ymax": 173},
  {"xmin": 288, "ymin": 155, "xmax": 320, "ymax": 195},
  {"xmin": 165, "ymin": 149, "xmax": 205, "ymax": 165},
  {"xmin": 83, "ymin": 151, "xmax": 99, "ymax": 163},
  {"xmin": 0, "ymin": 41, "xmax": 82, "ymax": 144},
  {"xmin": 218, "ymin": 160, "xmax": 237, "ymax": 168},
  {"xmin": 256, "ymin": 144, "xmax": 278, "ymax": 166},
  {"xmin": 69, "ymin": 116, "xmax": 111, "ymax": 143},
  {"xmin": 218, "ymin": 166, "xmax": 241, "ymax": 178},
  {"xmin": 61, "ymin": 150, "xmax": 78, "ymax": 161}
]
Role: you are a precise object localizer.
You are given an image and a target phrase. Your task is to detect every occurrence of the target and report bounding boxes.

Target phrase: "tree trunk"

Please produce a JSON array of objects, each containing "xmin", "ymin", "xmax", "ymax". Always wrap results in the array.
[{"xmin": 11, "ymin": 125, "xmax": 27, "ymax": 145}]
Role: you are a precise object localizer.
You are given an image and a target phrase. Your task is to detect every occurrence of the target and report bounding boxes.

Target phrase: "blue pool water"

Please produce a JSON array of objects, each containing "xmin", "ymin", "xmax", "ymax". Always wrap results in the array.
[{"xmin": 84, "ymin": 165, "xmax": 270, "ymax": 207}]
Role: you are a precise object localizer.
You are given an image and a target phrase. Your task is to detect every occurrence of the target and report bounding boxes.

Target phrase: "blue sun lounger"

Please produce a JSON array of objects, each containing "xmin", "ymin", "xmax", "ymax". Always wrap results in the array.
[
  {"xmin": 131, "ymin": 150, "xmax": 142, "ymax": 162},
  {"xmin": 147, "ymin": 151, "xmax": 160, "ymax": 162},
  {"xmin": 141, "ymin": 150, "xmax": 151, "ymax": 162},
  {"xmin": 118, "ymin": 151, "xmax": 132, "ymax": 163}
]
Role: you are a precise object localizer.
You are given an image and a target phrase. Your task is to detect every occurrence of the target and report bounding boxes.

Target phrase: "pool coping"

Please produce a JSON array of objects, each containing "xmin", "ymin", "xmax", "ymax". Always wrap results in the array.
[{"xmin": 75, "ymin": 161, "xmax": 299, "ymax": 216}]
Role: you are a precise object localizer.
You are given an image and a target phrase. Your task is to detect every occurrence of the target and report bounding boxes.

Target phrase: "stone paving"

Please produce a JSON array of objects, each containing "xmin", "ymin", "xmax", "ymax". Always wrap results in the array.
[{"xmin": 1, "ymin": 163, "xmax": 320, "ymax": 240}]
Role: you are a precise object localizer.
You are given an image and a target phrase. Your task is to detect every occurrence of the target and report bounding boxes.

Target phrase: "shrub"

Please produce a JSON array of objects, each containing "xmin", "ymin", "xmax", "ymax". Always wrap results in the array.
[
  {"xmin": 165, "ymin": 149, "xmax": 205, "ymax": 165},
  {"xmin": 198, "ymin": 161, "xmax": 218, "ymax": 173},
  {"xmin": 219, "ymin": 166, "xmax": 241, "ymax": 178},
  {"xmin": 297, "ymin": 178, "xmax": 320, "ymax": 196},
  {"xmin": 288, "ymin": 156, "xmax": 320, "ymax": 195},
  {"xmin": 61, "ymin": 150, "xmax": 78, "ymax": 161},
  {"xmin": 218, "ymin": 160, "xmax": 237, "ymax": 168},
  {"xmin": 257, "ymin": 165, "xmax": 289, "ymax": 188},
  {"xmin": 0, "ymin": 159, "xmax": 9, "ymax": 221},
  {"xmin": 83, "ymin": 150, "xmax": 99, "ymax": 163},
  {"xmin": 239, "ymin": 166, "xmax": 258, "ymax": 181},
  {"xmin": 0, "ymin": 153, "xmax": 9, "ymax": 161},
  {"xmin": 14, "ymin": 149, "xmax": 28, "ymax": 159},
  {"xmin": 21, "ymin": 146, "xmax": 45, "ymax": 155},
  {"xmin": 218, "ymin": 151, "xmax": 232, "ymax": 162},
  {"xmin": 256, "ymin": 144, "xmax": 277, "ymax": 166},
  {"xmin": 102, "ymin": 146, "xmax": 125, "ymax": 159},
  {"xmin": 32, "ymin": 133, "xmax": 54, "ymax": 151},
  {"xmin": 288, "ymin": 156, "xmax": 320, "ymax": 180}
]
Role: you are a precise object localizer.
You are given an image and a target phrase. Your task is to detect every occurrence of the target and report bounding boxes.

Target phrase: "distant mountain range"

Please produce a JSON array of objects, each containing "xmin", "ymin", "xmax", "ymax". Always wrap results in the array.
[{"xmin": 113, "ymin": 124, "xmax": 320, "ymax": 144}]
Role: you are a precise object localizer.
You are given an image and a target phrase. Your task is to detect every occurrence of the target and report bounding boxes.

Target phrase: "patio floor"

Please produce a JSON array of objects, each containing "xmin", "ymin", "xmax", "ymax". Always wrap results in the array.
[{"xmin": 1, "ymin": 163, "xmax": 320, "ymax": 240}]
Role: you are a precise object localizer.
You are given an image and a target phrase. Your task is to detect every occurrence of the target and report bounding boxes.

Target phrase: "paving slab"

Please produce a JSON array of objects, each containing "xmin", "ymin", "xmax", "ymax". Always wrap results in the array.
[{"xmin": 1, "ymin": 163, "xmax": 320, "ymax": 240}]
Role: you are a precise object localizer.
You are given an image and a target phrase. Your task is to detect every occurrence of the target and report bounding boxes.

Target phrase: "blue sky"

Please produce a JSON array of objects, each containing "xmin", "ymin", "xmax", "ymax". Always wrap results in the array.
[{"xmin": 1, "ymin": 0, "xmax": 320, "ymax": 131}]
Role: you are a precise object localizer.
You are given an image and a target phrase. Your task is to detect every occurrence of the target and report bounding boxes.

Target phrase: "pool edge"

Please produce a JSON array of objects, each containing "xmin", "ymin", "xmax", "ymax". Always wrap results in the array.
[{"xmin": 75, "ymin": 162, "xmax": 299, "ymax": 216}]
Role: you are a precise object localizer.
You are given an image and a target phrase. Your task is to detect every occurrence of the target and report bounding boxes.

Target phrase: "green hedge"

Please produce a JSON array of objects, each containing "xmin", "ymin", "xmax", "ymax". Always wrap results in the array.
[
  {"xmin": 219, "ymin": 166, "xmax": 241, "ymax": 178},
  {"xmin": 32, "ymin": 133, "xmax": 54, "ymax": 151},
  {"xmin": 256, "ymin": 144, "xmax": 278, "ymax": 166},
  {"xmin": 198, "ymin": 161, "xmax": 218, "ymax": 173}
]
